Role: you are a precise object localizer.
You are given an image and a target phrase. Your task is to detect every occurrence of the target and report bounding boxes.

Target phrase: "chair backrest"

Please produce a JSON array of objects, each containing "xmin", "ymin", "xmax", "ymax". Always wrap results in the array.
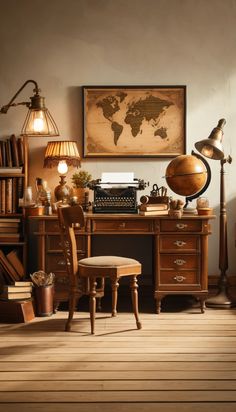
[{"xmin": 57, "ymin": 205, "xmax": 85, "ymax": 288}]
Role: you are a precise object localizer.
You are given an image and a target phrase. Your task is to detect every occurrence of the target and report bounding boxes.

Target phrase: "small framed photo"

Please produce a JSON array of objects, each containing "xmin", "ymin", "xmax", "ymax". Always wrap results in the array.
[{"xmin": 83, "ymin": 85, "xmax": 186, "ymax": 158}]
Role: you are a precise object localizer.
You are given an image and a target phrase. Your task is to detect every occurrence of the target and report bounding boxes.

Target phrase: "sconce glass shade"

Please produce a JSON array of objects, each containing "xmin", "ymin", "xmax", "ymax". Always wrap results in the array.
[
  {"xmin": 0, "ymin": 79, "xmax": 59, "ymax": 137},
  {"xmin": 21, "ymin": 107, "xmax": 59, "ymax": 136},
  {"xmin": 195, "ymin": 118, "xmax": 225, "ymax": 160}
]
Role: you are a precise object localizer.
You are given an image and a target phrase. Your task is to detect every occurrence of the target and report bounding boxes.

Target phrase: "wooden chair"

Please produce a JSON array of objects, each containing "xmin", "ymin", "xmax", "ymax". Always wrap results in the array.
[{"xmin": 58, "ymin": 205, "xmax": 142, "ymax": 334}]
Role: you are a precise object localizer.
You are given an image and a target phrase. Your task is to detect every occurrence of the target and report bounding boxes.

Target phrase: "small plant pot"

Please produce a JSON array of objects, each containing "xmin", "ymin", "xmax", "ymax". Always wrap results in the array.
[
  {"xmin": 197, "ymin": 207, "xmax": 213, "ymax": 216},
  {"xmin": 72, "ymin": 188, "xmax": 89, "ymax": 205}
]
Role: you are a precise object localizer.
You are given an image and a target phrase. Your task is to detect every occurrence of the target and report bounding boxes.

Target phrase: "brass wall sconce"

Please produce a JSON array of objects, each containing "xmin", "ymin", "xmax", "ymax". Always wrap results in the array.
[
  {"xmin": 0, "ymin": 79, "xmax": 59, "ymax": 136},
  {"xmin": 195, "ymin": 118, "xmax": 234, "ymax": 308},
  {"xmin": 44, "ymin": 140, "xmax": 81, "ymax": 202}
]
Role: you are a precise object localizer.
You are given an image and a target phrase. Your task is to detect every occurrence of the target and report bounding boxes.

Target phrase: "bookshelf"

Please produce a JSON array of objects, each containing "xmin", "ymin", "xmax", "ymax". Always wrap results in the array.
[{"xmin": 0, "ymin": 135, "xmax": 28, "ymax": 279}]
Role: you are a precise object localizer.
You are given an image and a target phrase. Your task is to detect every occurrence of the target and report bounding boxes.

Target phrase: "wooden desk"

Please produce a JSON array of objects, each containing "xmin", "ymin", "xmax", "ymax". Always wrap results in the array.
[{"xmin": 28, "ymin": 213, "xmax": 214, "ymax": 313}]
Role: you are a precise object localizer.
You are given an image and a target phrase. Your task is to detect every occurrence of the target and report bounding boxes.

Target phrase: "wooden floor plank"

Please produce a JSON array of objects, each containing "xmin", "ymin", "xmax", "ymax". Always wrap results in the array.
[
  {"xmin": 1, "ymin": 361, "xmax": 236, "ymax": 371},
  {"xmin": 1, "ymin": 380, "xmax": 236, "ymax": 391},
  {"xmin": 2, "ymin": 390, "xmax": 236, "ymax": 402},
  {"xmin": 1, "ymin": 370, "xmax": 236, "ymax": 380},
  {"xmin": 1, "ymin": 404, "xmax": 236, "ymax": 412}
]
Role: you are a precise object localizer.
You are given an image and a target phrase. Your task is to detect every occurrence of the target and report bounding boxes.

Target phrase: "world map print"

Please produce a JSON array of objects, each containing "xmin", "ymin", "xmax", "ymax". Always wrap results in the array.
[{"xmin": 83, "ymin": 87, "xmax": 185, "ymax": 157}]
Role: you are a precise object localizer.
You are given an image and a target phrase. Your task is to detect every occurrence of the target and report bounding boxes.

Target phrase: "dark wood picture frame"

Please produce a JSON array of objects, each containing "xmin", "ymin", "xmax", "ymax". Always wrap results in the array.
[{"xmin": 83, "ymin": 85, "xmax": 186, "ymax": 158}]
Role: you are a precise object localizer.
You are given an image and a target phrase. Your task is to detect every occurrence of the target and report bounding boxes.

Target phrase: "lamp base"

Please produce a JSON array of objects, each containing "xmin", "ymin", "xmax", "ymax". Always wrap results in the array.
[
  {"xmin": 54, "ymin": 175, "xmax": 71, "ymax": 203},
  {"xmin": 206, "ymin": 288, "xmax": 236, "ymax": 308}
]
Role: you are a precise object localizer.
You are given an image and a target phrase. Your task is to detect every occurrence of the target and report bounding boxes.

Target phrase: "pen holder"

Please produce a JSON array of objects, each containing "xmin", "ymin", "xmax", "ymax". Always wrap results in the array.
[{"xmin": 168, "ymin": 209, "xmax": 183, "ymax": 219}]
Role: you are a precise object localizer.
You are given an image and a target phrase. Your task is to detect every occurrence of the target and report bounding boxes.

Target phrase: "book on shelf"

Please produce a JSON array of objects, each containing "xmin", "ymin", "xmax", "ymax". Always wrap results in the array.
[
  {"xmin": 5, "ymin": 139, "xmax": 13, "ymax": 167},
  {"xmin": 0, "ymin": 218, "xmax": 21, "ymax": 223},
  {"xmin": 139, "ymin": 209, "xmax": 169, "ymax": 216},
  {"xmin": 139, "ymin": 203, "xmax": 168, "ymax": 212},
  {"xmin": 0, "ymin": 179, "xmax": 6, "ymax": 213},
  {"xmin": 6, "ymin": 249, "xmax": 24, "ymax": 278},
  {"xmin": 0, "ymin": 146, "xmax": 2, "ymax": 167},
  {"xmin": 0, "ymin": 227, "xmax": 19, "ymax": 233},
  {"xmin": 12, "ymin": 177, "xmax": 18, "ymax": 213},
  {"xmin": 5, "ymin": 178, "xmax": 13, "ymax": 213},
  {"xmin": 0, "ymin": 166, "xmax": 23, "ymax": 174},
  {"xmin": 10, "ymin": 134, "xmax": 20, "ymax": 167},
  {"xmin": 0, "ymin": 234, "xmax": 20, "ymax": 241},
  {"xmin": 0, "ymin": 141, "xmax": 6, "ymax": 166},
  {"xmin": 17, "ymin": 137, "xmax": 25, "ymax": 166}
]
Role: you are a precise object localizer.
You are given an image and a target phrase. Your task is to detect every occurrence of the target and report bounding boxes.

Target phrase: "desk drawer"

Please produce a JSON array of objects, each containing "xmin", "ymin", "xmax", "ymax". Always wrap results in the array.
[
  {"xmin": 160, "ymin": 220, "xmax": 202, "ymax": 232},
  {"xmin": 45, "ymin": 220, "xmax": 60, "ymax": 232},
  {"xmin": 159, "ymin": 270, "xmax": 200, "ymax": 287},
  {"xmin": 160, "ymin": 254, "xmax": 199, "ymax": 270},
  {"xmin": 160, "ymin": 235, "xmax": 199, "ymax": 252},
  {"xmin": 92, "ymin": 219, "xmax": 153, "ymax": 233},
  {"xmin": 45, "ymin": 220, "xmax": 84, "ymax": 233}
]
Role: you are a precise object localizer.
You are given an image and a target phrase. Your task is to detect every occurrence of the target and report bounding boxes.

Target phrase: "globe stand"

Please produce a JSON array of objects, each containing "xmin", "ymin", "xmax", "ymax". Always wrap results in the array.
[
  {"xmin": 184, "ymin": 151, "xmax": 212, "ymax": 209},
  {"xmin": 206, "ymin": 156, "xmax": 235, "ymax": 308}
]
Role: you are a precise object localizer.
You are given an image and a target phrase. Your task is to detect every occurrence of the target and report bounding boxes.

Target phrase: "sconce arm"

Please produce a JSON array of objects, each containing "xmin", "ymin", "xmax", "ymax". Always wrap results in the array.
[{"xmin": 0, "ymin": 79, "xmax": 39, "ymax": 114}]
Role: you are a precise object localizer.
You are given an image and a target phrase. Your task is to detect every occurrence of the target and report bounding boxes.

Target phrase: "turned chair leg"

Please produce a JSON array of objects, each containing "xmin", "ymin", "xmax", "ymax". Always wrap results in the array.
[
  {"xmin": 111, "ymin": 278, "xmax": 119, "ymax": 317},
  {"xmin": 130, "ymin": 276, "xmax": 142, "ymax": 330},
  {"xmin": 65, "ymin": 287, "xmax": 77, "ymax": 332},
  {"xmin": 89, "ymin": 277, "xmax": 97, "ymax": 334}
]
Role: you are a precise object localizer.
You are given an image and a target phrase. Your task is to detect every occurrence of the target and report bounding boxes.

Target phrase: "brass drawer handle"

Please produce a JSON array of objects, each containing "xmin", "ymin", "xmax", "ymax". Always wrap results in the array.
[
  {"xmin": 174, "ymin": 259, "xmax": 186, "ymax": 266},
  {"xmin": 173, "ymin": 275, "xmax": 186, "ymax": 282},
  {"xmin": 58, "ymin": 259, "xmax": 66, "ymax": 266},
  {"xmin": 174, "ymin": 240, "xmax": 186, "ymax": 247},
  {"xmin": 176, "ymin": 223, "xmax": 187, "ymax": 230},
  {"xmin": 119, "ymin": 222, "xmax": 126, "ymax": 228}
]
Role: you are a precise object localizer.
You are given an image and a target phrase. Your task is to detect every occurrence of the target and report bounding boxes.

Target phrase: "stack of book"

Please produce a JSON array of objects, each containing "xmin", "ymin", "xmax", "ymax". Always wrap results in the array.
[
  {"xmin": 139, "ymin": 203, "xmax": 169, "ymax": 216},
  {"xmin": 0, "ymin": 281, "xmax": 32, "ymax": 301},
  {"xmin": 0, "ymin": 218, "xmax": 21, "ymax": 243}
]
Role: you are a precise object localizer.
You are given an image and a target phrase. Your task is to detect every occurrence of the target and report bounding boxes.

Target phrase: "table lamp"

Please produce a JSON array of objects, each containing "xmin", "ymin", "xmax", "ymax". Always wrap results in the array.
[
  {"xmin": 44, "ymin": 140, "xmax": 81, "ymax": 202},
  {"xmin": 0, "ymin": 79, "xmax": 59, "ymax": 136},
  {"xmin": 195, "ymin": 118, "xmax": 234, "ymax": 308}
]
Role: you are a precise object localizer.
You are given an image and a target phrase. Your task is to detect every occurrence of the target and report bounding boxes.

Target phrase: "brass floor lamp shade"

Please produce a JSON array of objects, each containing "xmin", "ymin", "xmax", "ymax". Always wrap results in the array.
[
  {"xmin": 0, "ymin": 79, "xmax": 59, "ymax": 136},
  {"xmin": 44, "ymin": 141, "xmax": 81, "ymax": 202},
  {"xmin": 195, "ymin": 119, "xmax": 234, "ymax": 308}
]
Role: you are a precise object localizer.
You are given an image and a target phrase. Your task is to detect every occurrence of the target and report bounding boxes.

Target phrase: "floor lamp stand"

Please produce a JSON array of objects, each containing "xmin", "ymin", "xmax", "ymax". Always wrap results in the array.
[{"xmin": 206, "ymin": 156, "xmax": 235, "ymax": 308}]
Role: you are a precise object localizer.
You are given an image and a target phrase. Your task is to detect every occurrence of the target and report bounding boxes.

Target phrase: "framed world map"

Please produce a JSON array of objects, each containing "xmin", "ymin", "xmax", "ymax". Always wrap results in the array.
[{"xmin": 82, "ymin": 85, "xmax": 186, "ymax": 158}]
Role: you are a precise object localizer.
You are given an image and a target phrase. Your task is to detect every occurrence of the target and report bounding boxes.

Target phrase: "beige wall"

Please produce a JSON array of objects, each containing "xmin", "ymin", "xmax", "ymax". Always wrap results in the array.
[{"xmin": 1, "ymin": 0, "xmax": 236, "ymax": 275}]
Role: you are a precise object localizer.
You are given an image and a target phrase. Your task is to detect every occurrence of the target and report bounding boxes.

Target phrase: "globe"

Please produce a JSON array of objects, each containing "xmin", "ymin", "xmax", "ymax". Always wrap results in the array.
[{"xmin": 165, "ymin": 154, "xmax": 208, "ymax": 197}]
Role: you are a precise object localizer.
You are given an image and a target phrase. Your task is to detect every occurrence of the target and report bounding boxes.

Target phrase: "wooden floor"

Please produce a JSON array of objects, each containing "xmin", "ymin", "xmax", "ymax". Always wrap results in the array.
[{"xmin": 1, "ymin": 298, "xmax": 236, "ymax": 412}]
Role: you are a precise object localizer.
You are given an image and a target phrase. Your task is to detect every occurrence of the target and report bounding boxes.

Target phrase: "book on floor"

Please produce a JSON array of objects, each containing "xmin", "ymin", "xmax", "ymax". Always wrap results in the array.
[
  {"xmin": 0, "ymin": 250, "xmax": 21, "ymax": 281},
  {"xmin": 0, "ymin": 291, "xmax": 31, "ymax": 300},
  {"xmin": 1, "ymin": 284, "xmax": 32, "ymax": 293},
  {"xmin": 6, "ymin": 249, "xmax": 24, "ymax": 278}
]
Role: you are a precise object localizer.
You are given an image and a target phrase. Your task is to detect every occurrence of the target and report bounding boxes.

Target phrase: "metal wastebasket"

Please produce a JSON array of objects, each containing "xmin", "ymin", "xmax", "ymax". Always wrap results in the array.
[{"xmin": 34, "ymin": 284, "xmax": 54, "ymax": 317}]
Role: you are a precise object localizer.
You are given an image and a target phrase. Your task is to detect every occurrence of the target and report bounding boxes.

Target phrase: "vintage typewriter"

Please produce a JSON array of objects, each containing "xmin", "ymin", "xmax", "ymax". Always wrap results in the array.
[{"xmin": 88, "ymin": 172, "xmax": 147, "ymax": 214}]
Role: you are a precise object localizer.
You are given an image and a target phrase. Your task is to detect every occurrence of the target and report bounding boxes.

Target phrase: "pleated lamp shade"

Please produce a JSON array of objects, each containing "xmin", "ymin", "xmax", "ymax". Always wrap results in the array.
[{"xmin": 44, "ymin": 141, "xmax": 81, "ymax": 168}]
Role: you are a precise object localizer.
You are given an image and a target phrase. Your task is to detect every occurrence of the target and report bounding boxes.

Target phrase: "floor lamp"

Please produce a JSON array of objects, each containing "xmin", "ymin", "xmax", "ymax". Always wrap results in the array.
[{"xmin": 195, "ymin": 119, "xmax": 234, "ymax": 308}]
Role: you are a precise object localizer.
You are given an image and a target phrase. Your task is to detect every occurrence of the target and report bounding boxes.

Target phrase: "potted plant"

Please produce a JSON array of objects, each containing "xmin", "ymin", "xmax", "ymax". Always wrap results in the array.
[{"xmin": 71, "ymin": 170, "xmax": 92, "ymax": 205}]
